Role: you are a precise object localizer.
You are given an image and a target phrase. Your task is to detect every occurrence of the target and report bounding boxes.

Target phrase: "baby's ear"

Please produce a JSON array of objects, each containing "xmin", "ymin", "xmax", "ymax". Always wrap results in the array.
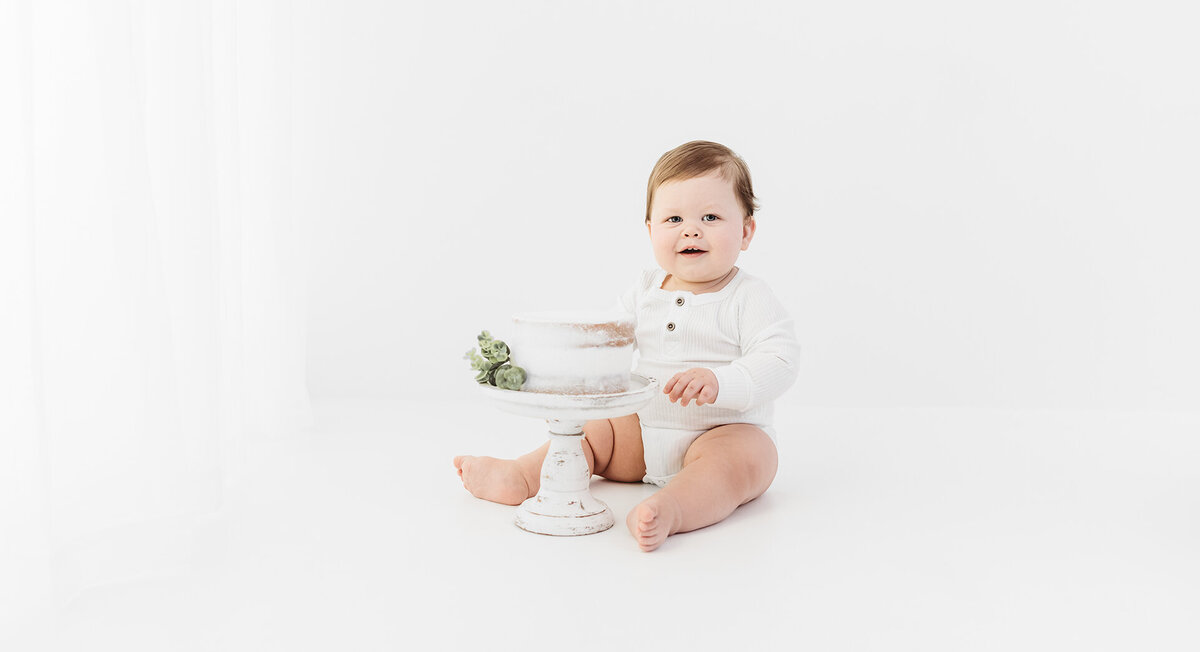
[{"xmin": 741, "ymin": 217, "xmax": 757, "ymax": 250}]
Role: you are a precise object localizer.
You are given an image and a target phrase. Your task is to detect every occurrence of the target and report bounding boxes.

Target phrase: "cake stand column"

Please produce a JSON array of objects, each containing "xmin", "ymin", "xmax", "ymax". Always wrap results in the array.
[{"xmin": 513, "ymin": 418, "xmax": 615, "ymax": 536}]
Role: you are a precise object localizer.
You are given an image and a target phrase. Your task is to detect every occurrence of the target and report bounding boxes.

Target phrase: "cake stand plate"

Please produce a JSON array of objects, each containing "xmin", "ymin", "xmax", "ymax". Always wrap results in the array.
[{"xmin": 480, "ymin": 374, "xmax": 657, "ymax": 536}]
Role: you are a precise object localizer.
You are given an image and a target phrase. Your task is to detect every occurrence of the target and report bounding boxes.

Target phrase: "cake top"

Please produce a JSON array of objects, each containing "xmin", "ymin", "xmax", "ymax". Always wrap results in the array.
[
  {"xmin": 512, "ymin": 310, "xmax": 634, "ymax": 326},
  {"xmin": 512, "ymin": 311, "xmax": 635, "ymax": 348}
]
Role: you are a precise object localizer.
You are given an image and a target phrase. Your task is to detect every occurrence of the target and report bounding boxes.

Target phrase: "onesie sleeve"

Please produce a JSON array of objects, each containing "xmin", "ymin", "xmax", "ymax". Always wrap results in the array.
[
  {"xmin": 706, "ymin": 280, "xmax": 800, "ymax": 412},
  {"xmin": 616, "ymin": 280, "xmax": 637, "ymax": 315},
  {"xmin": 614, "ymin": 270, "xmax": 652, "ymax": 353}
]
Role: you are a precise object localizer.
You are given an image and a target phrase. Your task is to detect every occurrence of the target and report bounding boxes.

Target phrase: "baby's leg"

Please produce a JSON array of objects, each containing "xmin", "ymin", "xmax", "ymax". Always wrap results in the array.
[
  {"xmin": 627, "ymin": 424, "xmax": 777, "ymax": 551},
  {"xmin": 454, "ymin": 414, "xmax": 644, "ymax": 505}
]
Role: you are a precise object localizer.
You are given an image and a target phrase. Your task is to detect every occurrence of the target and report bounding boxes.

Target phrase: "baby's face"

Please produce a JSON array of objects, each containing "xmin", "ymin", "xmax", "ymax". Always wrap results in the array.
[{"xmin": 647, "ymin": 171, "xmax": 755, "ymax": 293}]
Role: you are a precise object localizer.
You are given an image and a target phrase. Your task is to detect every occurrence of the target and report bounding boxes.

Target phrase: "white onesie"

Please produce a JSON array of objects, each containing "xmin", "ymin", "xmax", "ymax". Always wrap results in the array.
[{"xmin": 617, "ymin": 267, "xmax": 800, "ymax": 486}]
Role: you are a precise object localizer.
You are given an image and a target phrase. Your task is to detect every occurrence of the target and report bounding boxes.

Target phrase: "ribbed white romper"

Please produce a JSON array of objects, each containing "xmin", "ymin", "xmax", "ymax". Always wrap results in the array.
[{"xmin": 617, "ymin": 268, "xmax": 800, "ymax": 486}]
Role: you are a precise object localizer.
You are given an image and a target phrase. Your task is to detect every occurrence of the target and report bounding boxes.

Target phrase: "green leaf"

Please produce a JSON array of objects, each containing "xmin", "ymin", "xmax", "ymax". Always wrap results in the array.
[
  {"xmin": 484, "ymin": 340, "xmax": 510, "ymax": 364},
  {"xmin": 468, "ymin": 330, "xmax": 522, "ymax": 390},
  {"xmin": 495, "ymin": 364, "xmax": 526, "ymax": 391}
]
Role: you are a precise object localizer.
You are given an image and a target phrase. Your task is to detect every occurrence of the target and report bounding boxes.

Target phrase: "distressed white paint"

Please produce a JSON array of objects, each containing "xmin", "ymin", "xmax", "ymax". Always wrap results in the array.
[
  {"xmin": 509, "ymin": 312, "xmax": 635, "ymax": 394},
  {"xmin": 481, "ymin": 375, "xmax": 658, "ymax": 536}
]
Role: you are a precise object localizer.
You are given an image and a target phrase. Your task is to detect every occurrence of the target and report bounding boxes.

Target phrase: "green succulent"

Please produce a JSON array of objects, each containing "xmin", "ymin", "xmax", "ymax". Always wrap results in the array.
[
  {"xmin": 463, "ymin": 348, "xmax": 488, "ymax": 371},
  {"xmin": 494, "ymin": 365, "xmax": 526, "ymax": 391},
  {"xmin": 477, "ymin": 330, "xmax": 497, "ymax": 349},
  {"xmin": 485, "ymin": 341, "xmax": 509, "ymax": 364},
  {"xmin": 465, "ymin": 330, "xmax": 525, "ymax": 391}
]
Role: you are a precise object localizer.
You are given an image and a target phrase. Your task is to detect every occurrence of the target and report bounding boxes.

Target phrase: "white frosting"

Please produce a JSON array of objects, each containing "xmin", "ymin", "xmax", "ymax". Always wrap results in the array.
[{"xmin": 510, "ymin": 311, "xmax": 635, "ymax": 394}]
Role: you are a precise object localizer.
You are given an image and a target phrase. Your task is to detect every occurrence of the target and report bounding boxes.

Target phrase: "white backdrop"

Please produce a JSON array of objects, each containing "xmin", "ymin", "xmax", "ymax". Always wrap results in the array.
[
  {"xmin": 2, "ymin": 0, "xmax": 311, "ymax": 635},
  {"xmin": 299, "ymin": 1, "xmax": 1200, "ymax": 412},
  {"xmin": 3, "ymin": 0, "xmax": 1198, "ymax": 645}
]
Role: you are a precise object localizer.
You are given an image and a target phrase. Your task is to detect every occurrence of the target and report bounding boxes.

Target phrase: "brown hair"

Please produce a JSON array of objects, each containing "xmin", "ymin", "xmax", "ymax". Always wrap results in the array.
[{"xmin": 645, "ymin": 140, "xmax": 759, "ymax": 223}]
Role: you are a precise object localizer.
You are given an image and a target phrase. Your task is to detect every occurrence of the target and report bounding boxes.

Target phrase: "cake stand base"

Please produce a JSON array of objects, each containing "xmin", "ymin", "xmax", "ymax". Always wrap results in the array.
[
  {"xmin": 513, "ymin": 422, "xmax": 614, "ymax": 537},
  {"xmin": 480, "ymin": 375, "xmax": 657, "ymax": 537},
  {"xmin": 515, "ymin": 495, "xmax": 614, "ymax": 536}
]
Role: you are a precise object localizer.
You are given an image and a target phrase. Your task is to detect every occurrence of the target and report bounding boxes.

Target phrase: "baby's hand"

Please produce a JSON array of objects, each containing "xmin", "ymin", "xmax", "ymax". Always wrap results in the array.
[{"xmin": 663, "ymin": 368, "xmax": 719, "ymax": 407}]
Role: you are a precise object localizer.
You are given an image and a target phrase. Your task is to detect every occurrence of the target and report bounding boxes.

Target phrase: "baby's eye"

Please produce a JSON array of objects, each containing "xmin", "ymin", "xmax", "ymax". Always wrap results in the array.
[
  {"xmin": 702, "ymin": 214, "xmax": 719, "ymax": 222},
  {"xmin": 666, "ymin": 216, "xmax": 682, "ymax": 223}
]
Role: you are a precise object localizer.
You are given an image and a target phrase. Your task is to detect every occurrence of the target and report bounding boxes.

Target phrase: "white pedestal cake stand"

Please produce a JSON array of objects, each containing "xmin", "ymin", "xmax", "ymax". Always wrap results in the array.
[{"xmin": 480, "ymin": 374, "xmax": 657, "ymax": 536}]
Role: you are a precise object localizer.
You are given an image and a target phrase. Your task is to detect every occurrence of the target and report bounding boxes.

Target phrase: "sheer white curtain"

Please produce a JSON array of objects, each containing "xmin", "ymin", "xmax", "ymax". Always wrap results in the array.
[{"xmin": 1, "ymin": 0, "xmax": 310, "ymax": 634}]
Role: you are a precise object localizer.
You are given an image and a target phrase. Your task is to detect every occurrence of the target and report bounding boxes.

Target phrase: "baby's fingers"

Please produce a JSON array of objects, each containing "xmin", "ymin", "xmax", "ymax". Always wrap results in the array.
[
  {"xmin": 662, "ymin": 373, "xmax": 682, "ymax": 400},
  {"xmin": 667, "ymin": 373, "xmax": 693, "ymax": 402},
  {"xmin": 679, "ymin": 378, "xmax": 706, "ymax": 407}
]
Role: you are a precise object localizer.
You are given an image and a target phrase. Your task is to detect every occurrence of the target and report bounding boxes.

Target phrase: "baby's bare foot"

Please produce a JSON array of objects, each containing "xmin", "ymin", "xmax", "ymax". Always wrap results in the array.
[
  {"xmin": 453, "ymin": 456, "xmax": 532, "ymax": 506},
  {"xmin": 626, "ymin": 494, "xmax": 681, "ymax": 552}
]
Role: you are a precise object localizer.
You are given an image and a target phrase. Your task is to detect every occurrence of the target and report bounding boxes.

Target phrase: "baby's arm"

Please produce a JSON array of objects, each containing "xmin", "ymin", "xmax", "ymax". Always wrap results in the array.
[
  {"xmin": 703, "ymin": 284, "xmax": 800, "ymax": 411},
  {"xmin": 615, "ymin": 273, "xmax": 643, "ymax": 361}
]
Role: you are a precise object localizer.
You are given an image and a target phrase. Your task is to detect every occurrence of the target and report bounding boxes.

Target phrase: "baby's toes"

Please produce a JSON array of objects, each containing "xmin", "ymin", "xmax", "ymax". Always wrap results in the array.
[
  {"xmin": 456, "ymin": 457, "xmax": 476, "ymax": 484},
  {"xmin": 637, "ymin": 504, "xmax": 658, "ymax": 524}
]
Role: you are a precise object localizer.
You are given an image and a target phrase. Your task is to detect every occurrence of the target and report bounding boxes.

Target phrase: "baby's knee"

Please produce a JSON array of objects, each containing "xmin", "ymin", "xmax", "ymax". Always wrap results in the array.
[
  {"xmin": 739, "ymin": 431, "xmax": 778, "ymax": 499},
  {"xmin": 686, "ymin": 424, "xmax": 777, "ymax": 494},
  {"xmin": 599, "ymin": 415, "xmax": 646, "ymax": 482}
]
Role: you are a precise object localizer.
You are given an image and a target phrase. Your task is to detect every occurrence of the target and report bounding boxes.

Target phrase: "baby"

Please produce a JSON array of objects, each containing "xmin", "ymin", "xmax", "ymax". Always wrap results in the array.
[{"xmin": 454, "ymin": 141, "xmax": 799, "ymax": 551}]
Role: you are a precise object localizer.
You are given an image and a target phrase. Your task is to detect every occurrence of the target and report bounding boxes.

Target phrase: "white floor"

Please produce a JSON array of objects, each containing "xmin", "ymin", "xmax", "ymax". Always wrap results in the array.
[{"xmin": 33, "ymin": 400, "xmax": 1200, "ymax": 651}]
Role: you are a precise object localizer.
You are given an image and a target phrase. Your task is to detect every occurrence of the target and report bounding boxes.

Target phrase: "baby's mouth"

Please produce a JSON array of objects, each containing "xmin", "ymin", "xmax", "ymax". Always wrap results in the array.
[{"xmin": 678, "ymin": 248, "xmax": 707, "ymax": 256}]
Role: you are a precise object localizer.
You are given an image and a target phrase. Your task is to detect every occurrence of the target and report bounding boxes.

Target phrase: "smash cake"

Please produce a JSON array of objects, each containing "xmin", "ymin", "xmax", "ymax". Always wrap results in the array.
[{"xmin": 508, "ymin": 311, "xmax": 636, "ymax": 394}]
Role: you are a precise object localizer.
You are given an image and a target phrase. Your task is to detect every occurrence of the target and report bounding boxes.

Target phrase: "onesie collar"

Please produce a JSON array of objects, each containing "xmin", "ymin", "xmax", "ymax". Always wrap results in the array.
[{"xmin": 649, "ymin": 267, "xmax": 745, "ymax": 305}]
